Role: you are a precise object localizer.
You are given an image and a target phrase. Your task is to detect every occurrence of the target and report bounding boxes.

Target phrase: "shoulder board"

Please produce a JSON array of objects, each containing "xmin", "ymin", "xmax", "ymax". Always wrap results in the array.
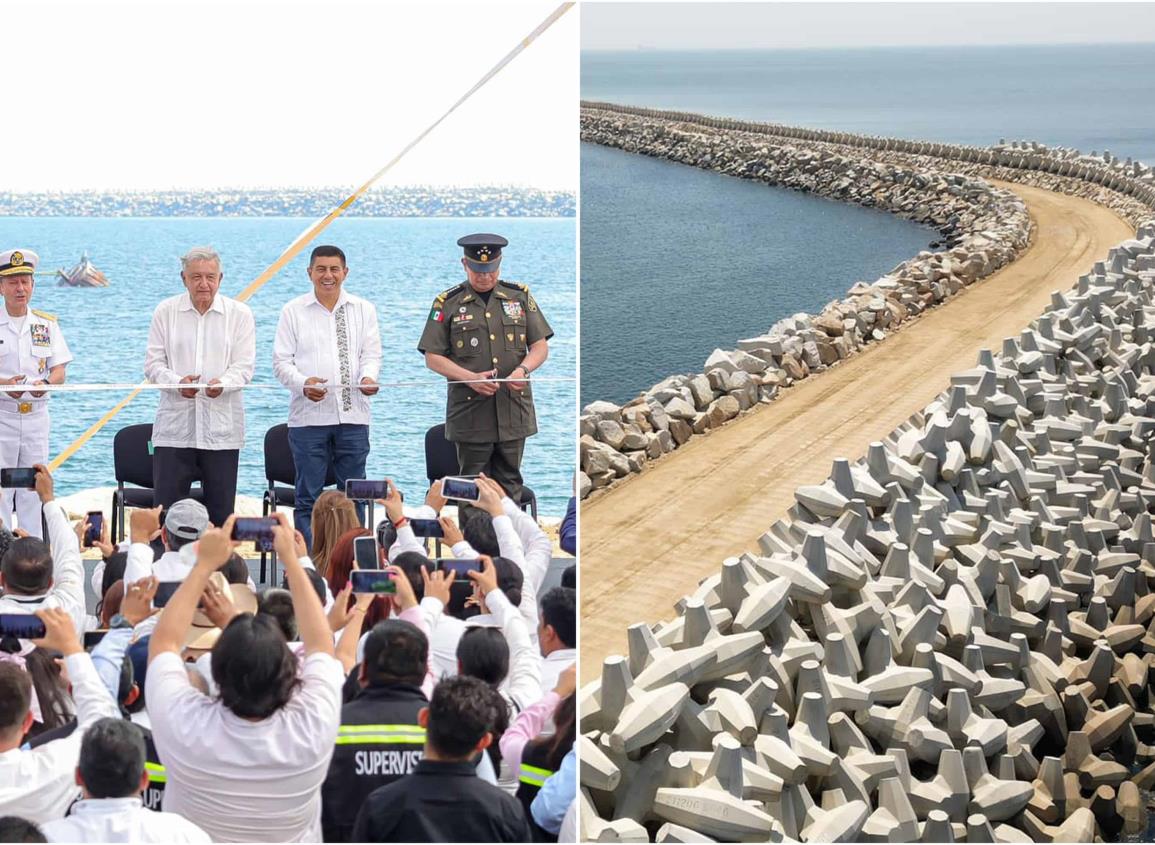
[
  {"xmin": 499, "ymin": 280, "xmax": 530, "ymax": 294},
  {"xmin": 30, "ymin": 309, "xmax": 57, "ymax": 322},
  {"xmin": 434, "ymin": 283, "xmax": 465, "ymax": 304}
]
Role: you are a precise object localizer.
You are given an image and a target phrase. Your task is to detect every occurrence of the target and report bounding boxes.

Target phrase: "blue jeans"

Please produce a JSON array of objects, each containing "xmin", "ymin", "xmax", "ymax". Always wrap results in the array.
[{"xmin": 287, "ymin": 423, "xmax": 369, "ymax": 549}]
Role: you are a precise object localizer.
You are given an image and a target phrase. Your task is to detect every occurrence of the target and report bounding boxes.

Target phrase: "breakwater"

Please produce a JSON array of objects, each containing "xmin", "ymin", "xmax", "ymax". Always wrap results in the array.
[
  {"xmin": 579, "ymin": 104, "xmax": 1155, "ymax": 499},
  {"xmin": 579, "ymin": 223, "xmax": 1155, "ymax": 842}
]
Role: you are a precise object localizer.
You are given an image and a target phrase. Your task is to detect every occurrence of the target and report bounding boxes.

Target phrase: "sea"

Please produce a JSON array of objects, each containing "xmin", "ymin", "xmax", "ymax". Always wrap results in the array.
[
  {"xmin": 580, "ymin": 43, "xmax": 1155, "ymax": 406},
  {"xmin": 0, "ymin": 218, "xmax": 576, "ymax": 516}
]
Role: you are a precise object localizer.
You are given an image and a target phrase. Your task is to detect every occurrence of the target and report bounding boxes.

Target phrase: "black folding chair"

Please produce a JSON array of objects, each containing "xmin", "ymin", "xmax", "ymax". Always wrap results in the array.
[
  {"xmin": 262, "ymin": 423, "xmax": 336, "ymax": 584},
  {"xmin": 423, "ymin": 423, "xmax": 538, "ymax": 525},
  {"xmin": 111, "ymin": 423, "xmax": 204, "ymax": 542}
]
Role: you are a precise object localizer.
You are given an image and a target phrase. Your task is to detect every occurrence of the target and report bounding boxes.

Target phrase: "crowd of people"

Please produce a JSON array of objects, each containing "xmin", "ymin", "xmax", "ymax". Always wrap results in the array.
[{"xmin": 0, "ymin": 464, "xmax": 577, "ymax": 843}]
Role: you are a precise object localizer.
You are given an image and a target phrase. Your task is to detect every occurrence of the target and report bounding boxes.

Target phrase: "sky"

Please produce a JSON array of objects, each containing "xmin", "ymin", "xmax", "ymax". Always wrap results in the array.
[
  {"xmin": 3, "ymin": 0, "xmax": 577, "ymax": 191},
  {"xmin": 582, "ymin": 2, "xmax": 1155, "ymax": 51}
]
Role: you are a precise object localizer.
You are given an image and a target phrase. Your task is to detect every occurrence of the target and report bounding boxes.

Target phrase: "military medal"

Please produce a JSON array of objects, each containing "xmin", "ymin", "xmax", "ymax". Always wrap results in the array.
[
  {"xmin": 31, "ymin": 324, "xmax": 50, "ymax": 347},
  {"xmin": 501, "ymin": 300, "xmax": 523, "ymax": 319}
]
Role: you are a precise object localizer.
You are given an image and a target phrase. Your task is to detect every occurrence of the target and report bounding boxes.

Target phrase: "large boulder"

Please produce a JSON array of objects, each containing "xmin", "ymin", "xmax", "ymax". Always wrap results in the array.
[
  {"xmin": 669, "ymin": 419, "xmax": 693, "ymax": 446},
  {"xmin": 688, "ymin": 374, "xmax": 714, "ymax": 410},
  {"xmin": 596, "ymin": 420, "xmax": 627, "ymax": 451},
  {"xmin": 583, "ymin": 400, "xmax": 621, "ymax": 419},
  {"xmin": 664, "ymin": 396, "xmax": 697, "ymax": 421}
]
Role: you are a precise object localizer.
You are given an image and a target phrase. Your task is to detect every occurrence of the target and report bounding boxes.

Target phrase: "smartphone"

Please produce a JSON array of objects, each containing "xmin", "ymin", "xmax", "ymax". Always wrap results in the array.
[
  {"xmin": 153, "ymin": 581, "xmax": 184, "ymax": 608},
  {"xmin": 84, "ymin": 511, "xmax": 104, "ymax": 548},
  {"xmin": 0, "ymin": 468, "xmax": 37, "ymax": 489},
  {"xmin": 0, "ymin": 613, "xmax": 46, "ymax": 639},
  {"xmin": 232, "ymin": 516, "xmax": 277, "ymax": 552},
  {"xmin": 353, "ymin": 535, "xmax": 380, "ymax": 571},
  {"xmin": 437, "ymin": 558, "xmax": 479, "ymax": 579},
  {"xmin": 409, "ymin": 518, "xmax": 445, "ymax": 539},
  {"xmin": 441, "ymin": 476, "xmax": 480, "ymax": 503},
  {"xmin": 346, "ymin": 479, "xmax": 390, "ymax": 501},
  {"xmin": 350, "ymin": 569, "xmax": 396, "ymax": 595}
]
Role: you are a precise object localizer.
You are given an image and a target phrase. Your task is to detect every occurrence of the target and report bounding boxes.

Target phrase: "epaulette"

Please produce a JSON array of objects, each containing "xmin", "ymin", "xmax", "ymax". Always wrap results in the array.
[
  {"xmin": 434, "ymin": 283, "xmax": 465, "ymax": 304},
  {"xmin": 499, "ymin": 280, "xmax": 530, "ymax": 294},
  {"xmin": 30, "ymin": 309, "xmax": 56, "ymax": 321}
]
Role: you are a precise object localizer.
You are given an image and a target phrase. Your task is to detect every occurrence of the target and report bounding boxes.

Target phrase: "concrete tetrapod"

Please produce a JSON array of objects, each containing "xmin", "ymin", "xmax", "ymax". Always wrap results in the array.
[{"xmin": 579, "ymin": 165, "xmax": 1155, "ymax": 842}]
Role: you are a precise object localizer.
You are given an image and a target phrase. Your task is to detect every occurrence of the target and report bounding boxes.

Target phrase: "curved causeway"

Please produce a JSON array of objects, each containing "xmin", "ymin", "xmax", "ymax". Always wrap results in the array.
[{"xmin": 580, "ymin": 180, "xmax": 1133, "ymax": 681}]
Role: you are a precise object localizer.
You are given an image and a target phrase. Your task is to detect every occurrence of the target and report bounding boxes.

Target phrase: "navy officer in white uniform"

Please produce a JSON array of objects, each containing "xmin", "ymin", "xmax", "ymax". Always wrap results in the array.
[{"xmin": 0, "ymin": 249, "xmax": 72, "ymax": 537}]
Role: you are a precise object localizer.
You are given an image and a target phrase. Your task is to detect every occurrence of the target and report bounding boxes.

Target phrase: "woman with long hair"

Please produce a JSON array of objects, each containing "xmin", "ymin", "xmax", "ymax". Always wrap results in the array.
[
  {"xmin": 324, "ymin": 528, "xmax": 390, "ymax": 632},
  {"xmin": 309, "ymin": 490, "xmax": 360, "ymax": 580}
]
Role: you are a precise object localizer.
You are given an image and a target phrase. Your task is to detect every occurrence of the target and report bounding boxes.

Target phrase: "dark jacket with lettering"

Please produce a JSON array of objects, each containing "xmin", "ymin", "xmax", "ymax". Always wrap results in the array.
[
  {"xmin": 320, "ymin": 682, "xmax": 427, "ymax": 843},
  {"xmin": 352, "ymin": 759, "xmax": 531, "ymax": 844}
]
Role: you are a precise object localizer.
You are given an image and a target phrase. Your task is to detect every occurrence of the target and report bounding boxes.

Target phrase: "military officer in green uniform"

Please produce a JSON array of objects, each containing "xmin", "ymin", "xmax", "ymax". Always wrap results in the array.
[{"xmin": 419, "ymin": 234, "xmax": 553, "ymax": 509}]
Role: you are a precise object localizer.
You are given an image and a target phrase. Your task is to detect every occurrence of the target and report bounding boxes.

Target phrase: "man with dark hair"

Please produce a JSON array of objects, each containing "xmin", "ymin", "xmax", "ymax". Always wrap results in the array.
[
  {"xmin": 321, "ymin": 620, "xmax": 429, "ymax": 842},
  {"xmin": 273, "ymin": 244, "xmax": 382, "ymax": 548},
  {"xmin": 352, "ymin": 675, "xmax": 530, "ymax": 843},
  {"xmin": 0, "ymin": 817, "xmax": 46, "ymax": 843},
  {"xmin": 0, "ymin": 465, "xmax": 85, "ymax": 636},
  {"xmin": 40, "ymin": 718, "xmax": 209, "ymax": 842},
  {"xmin": 145, "ymin": 515, "xmax": 344, "ymax": 842},
  {"xmin": 0, "ymin": 608, "xmax": 120, "ymax": 823},
  {"xmin": 538, "ymin": 587, "xmax": 576, "ymax": 694}
]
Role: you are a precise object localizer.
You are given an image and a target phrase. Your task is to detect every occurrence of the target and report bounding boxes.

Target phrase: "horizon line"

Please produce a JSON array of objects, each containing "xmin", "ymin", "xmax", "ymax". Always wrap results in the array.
[{"xmin": 582, "ymin": 40, "xmax": 1155, "ymax": 53}]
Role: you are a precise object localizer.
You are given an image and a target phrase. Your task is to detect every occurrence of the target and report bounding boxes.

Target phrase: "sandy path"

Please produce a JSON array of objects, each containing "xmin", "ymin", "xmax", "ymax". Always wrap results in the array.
[{"xmin": 579, "ymin": 180, "xmax": 1134, "ymax": 683}]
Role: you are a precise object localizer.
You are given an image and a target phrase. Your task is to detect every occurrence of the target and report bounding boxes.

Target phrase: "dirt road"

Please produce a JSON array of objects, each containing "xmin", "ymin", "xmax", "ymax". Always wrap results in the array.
[{"xmin": 580, "ymin": 181, "xmax": 1133, "ymax": 682}]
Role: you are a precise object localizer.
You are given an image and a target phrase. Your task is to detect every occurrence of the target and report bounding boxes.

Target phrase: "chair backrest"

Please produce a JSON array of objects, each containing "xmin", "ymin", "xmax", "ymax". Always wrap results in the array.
[
  {"xmin": 113, "ymin": 424, "xmax": 156, "ymax": 488},
  {"xmin": 424, "ymin": 424, "xmax": 461, "ymax": 486},
  {"xmin": 264, "ymin": 424, "xmax": 337, "ymax": 488}
]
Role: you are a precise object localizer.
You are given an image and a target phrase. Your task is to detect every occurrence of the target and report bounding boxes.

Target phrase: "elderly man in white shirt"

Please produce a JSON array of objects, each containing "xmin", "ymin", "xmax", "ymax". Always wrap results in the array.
[
  {"xmin": 145, "ymin": 246, "xmax": 255, "ymax": 527},
  {"xmin": 273, "ymin": 244, "xmax": 381, "ymax": 548},
  {"xmin": 40, "ymin": 718, "xmax": 209, "ymax": 843},
  {"xmin": 0, "ymin": 608, "xmax": 121, "ymax": 824}
]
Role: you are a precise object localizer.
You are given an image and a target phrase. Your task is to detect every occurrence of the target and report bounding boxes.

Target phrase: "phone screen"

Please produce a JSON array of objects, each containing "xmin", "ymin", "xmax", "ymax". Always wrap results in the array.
[
  {"xmin": 84, "ymin": 512, "xmax": 104, "ymax": 548},
  {"xmin": 437, "ymin": 558, "xmax": 478, "ymax": 578},
  {"xmin": 441, "ymin": 477, "xmax": 480, "ymax": 502},
  {"xmin": 353, "ymin": 536, "xmax": 380, "ymax": 571},
  {"xmin": 409, "ymin": 518, "xmax": 445, "ymax": 539},
  {"xmin": 153, "ymin": 581, "xmax": 183, "ymax": 608},
  {"xmin": 232, "ymin": 517, "xmax": 276, "ymax": 552},
  {"xmin": 0, "ymin": 468, "xmax": 37, "ymax": 489},
  {"xmin": 350, "ymin": 569, "xmax": 396, "ymax": 595},
  {"xmin": 346, "ymin": 479, "xmax": 389, "ymax": 500},
  {"xmin": 0, "ymin": 613, "xmax": 47, "ymax": 639}
]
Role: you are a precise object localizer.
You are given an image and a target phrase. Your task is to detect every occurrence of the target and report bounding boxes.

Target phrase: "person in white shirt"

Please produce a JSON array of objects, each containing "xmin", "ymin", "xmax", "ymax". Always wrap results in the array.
[
  {"xmin": 40, "ymin": 718, "xmax": 209, "ymax": 843},
  {"xmin": 145, "ymin": 246, "xmax": 255, "ymax": 527},
  {"xmin": 0, "ymin": 608, "xmax": 121, "ymax": 824},
  {"xmin": 0, "ymin": 248, "xmax": 73, "ymax": 539},
  {"xmin": 0, "ymin": 466, "xmax": 86, "ymax": 638},
  {"xmin": 273, "ymin": 245, "xmax": 382, "ymax": 548},
  {"xmin": 538, "ymin": 587, "xmax": 576, "ymax": 695},
  {"xmin": 146, "ymin": 513, "xmax": 344, "ymax": 843}
]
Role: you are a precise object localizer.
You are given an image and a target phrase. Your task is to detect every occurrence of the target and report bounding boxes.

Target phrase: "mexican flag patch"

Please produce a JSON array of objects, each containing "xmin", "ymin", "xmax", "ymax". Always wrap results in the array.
[{"xmin": 430, "ymin": 308, "xmax": 444, "ymax": 322}]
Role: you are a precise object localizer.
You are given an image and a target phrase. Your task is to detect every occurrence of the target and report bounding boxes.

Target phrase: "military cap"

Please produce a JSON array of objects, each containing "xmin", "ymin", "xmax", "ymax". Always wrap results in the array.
[
  {"xmin": 0, "ymin": 249, "xmax": 38, "ymax": 277},
  {"xmin": 457, "ymin": 233, "xmax": 508, "ymax": 273}
]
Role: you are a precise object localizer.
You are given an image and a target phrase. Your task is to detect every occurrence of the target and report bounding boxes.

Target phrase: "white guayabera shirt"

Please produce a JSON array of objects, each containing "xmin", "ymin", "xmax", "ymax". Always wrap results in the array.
[
  {"xmin": 144, "ymin": 293, "xmax": 256, "ymax": 450},
  {"xmin": 272, "ymin": 289, "xmax": 382, "ymax": 428}
]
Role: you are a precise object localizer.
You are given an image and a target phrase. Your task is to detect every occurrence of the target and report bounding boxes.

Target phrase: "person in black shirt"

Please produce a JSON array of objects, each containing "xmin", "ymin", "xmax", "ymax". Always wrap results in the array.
[
  {"xmin": 351, "ymin": 675, "xmax": 530, "ymax": 843},
  {"xmin": 321, "ymin": 620, "xmax": 429, "ymax": 842}
]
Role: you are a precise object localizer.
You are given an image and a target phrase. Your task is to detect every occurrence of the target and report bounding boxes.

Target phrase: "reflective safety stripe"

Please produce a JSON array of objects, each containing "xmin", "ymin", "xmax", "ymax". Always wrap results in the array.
[
  {"xmin": 145, "ymin": 762, "xmax": 167, "ymax": 784},
  {"xmin": 519, "ymin": 763, "xmax": 553, "ymax": 788},
  {"xmin": 335, "ymin": 724, "xmax": 426, "ymax": 745}
]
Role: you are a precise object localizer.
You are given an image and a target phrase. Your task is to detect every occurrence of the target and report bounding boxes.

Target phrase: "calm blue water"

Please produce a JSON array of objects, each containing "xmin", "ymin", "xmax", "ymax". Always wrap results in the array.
[
  {"xmin": 583, "ymin": 44, "xmax": 1155, "ymax": 163},
  {"xmin": 580, "ymin": 43, "xmax": 1155, "ymax": 405},
  {"xmin": 580, "ymin": 143, "xmax": 934, "ymax": 404},
  {"xmin": 0, "ymin": 218, "xmax": 575, "ymax": 516}
]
